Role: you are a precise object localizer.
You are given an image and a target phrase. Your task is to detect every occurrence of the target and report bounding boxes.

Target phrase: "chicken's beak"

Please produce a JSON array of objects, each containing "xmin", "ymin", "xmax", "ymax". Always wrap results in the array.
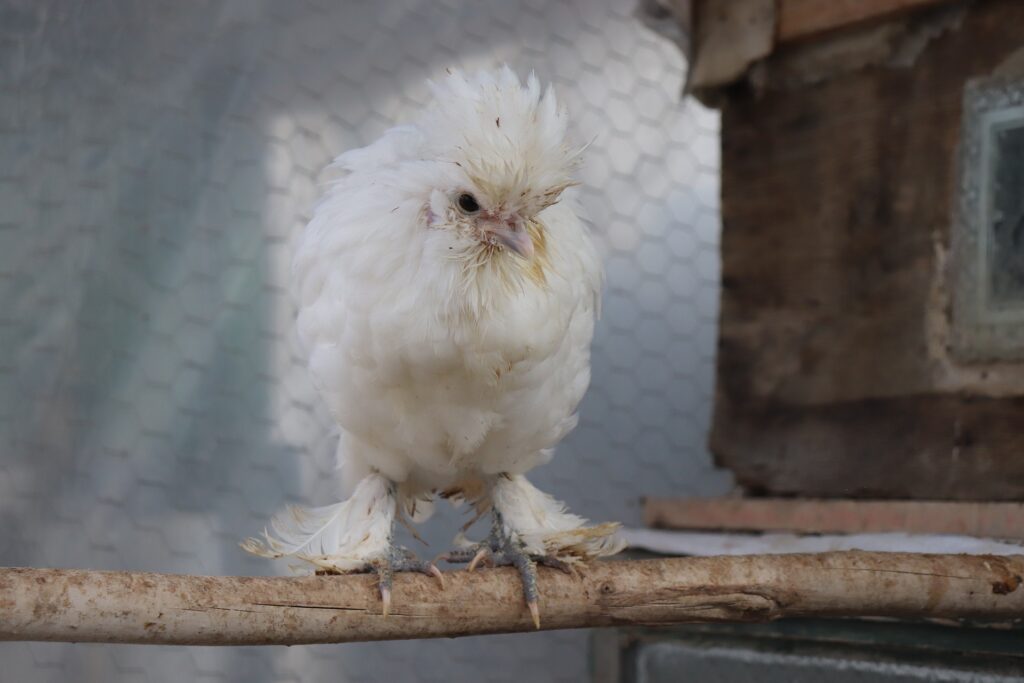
[{"xmin": 485, "ymin": 219, "xmax": 534, "ymax": 260}]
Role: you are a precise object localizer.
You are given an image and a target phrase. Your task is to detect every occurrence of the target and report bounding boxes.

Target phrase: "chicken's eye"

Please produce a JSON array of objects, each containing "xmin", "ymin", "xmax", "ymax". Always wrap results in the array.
[{"xmin": 457, "ymin": 193, "xmax": 480, "ymax": 214}]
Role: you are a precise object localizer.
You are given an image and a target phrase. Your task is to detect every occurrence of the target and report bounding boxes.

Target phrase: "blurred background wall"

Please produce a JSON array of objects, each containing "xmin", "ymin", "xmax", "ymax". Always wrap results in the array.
[{"xmin": 0, "ymin": 0, "xmax": 728, "ymax": 680}]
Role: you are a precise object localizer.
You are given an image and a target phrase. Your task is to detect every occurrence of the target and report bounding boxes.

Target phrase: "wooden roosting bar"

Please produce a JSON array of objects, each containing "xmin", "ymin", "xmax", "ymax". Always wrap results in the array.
[{"xmin": 2, "ymin": 553, "xmax": 1022, "ymax": 645}]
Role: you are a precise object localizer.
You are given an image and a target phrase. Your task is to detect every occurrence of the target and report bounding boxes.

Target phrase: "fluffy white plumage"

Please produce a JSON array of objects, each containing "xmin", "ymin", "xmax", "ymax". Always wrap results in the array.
[
  {"xmin": 245, "ymin": 67, "xmax": 622, "ymax": 595},
  {"xmin": 243, "ymin": 474, "xmax": 395, "ymax": 571}
]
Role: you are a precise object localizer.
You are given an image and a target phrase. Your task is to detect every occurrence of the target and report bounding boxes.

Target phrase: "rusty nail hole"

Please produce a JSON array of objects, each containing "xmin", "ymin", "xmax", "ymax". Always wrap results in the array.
[{"xmin": 600, "ymin": 582, "xmax": 614, "ymax": 595}]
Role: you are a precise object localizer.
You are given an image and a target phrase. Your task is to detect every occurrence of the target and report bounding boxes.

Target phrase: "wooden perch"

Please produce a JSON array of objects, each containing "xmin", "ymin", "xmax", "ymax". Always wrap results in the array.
[
  {"xmin": 645, "ymin": 498, "xmax": 1024, "ymax": 539},
  {"xmin": 2, "ymin": 553, "xmax": 1023, "ymax": 645}
]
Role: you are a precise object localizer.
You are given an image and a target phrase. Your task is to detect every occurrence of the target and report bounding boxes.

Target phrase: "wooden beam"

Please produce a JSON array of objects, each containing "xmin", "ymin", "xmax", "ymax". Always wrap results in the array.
[
  {"xmin": 2, "ymin": 554, "xmax": 1024, "ymax": 645},
  {"xmin": 645, "ymin": 499, "xmax": 1024, "ymax": 539},
  {"xmin": 777, "ymin": 0, "xmax": 958, "ymax": 43},
  {"xmin": 685, "ymin": 0, "xmax": 960, "ymax": 94}
]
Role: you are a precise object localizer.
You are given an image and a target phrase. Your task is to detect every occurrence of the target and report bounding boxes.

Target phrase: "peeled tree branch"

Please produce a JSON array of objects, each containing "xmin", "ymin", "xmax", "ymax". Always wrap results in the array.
[{"xmin": 2, "ymin": 553, "xmax": 1023, "ymax": 645}]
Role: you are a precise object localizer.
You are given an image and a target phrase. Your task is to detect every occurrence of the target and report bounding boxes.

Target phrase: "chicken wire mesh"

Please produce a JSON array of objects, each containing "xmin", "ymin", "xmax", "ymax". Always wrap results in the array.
[{"xmin": 0, "ymin": 0, "xmax": 728, "ymax": 681}]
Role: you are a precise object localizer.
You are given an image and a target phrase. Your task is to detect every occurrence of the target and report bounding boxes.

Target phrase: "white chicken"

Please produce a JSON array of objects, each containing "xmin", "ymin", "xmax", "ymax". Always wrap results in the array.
[{"xmin": 244, "ymin": 66, "xmax": 622, "ymax": 628}]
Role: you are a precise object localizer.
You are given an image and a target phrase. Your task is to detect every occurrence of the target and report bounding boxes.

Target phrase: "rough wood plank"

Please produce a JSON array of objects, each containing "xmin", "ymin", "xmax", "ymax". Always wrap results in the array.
[
  {"xmin": 3, "ymin": 555, "xmax": 1024, "ymax": 644},
  {"xmin": 712, "ymin": 0, "xmax": 1024, "ymax": 500},
  {"xmin": 645, "ymin": 498, "xmax": 1024, "ymax": 539},
  {"xmin": 689, "ymin": 0, "xmax": 775, "ymax": 90},
  {"xmin": 686, "ymin": 0, "xmax": 959, "ymax": 96},
  {"xmin": 713, "ymin": 396, "xmax": 1024, "ymax": 499},
  {"xmin": 777, "ymin": 0, "xmax": 957, "ymax": 43}
]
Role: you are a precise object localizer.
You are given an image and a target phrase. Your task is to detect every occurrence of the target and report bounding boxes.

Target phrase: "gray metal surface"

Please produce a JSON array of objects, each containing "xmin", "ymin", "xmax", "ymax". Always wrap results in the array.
[
  {"xmin": 0, "ymin": 0, "xmax": 726, "ymax": 681},
  {"xmin": 632, "ymin": 641, "xmax": 1022, "ymax": 683},
  {"xmin": 593, "ymin": 622, "xmax": 1024, "ymax": 683}
]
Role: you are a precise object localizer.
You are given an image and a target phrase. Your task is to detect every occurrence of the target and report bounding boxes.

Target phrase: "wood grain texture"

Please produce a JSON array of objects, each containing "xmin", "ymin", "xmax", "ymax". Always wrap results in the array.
[
  {"xmin": 777, "ymin": 0, "xmax": 957, "ymax": 43},
  {"xmin": 712, "ymin": 0, "xmax": 1024, "ymax": 499},
  {"xmin": 2, "ymin": 555, "xmax": 1024, "ymax": 644},
  {"xmin": 645, "ymin": 498, "xmax": 1024, "ymax": 539}
]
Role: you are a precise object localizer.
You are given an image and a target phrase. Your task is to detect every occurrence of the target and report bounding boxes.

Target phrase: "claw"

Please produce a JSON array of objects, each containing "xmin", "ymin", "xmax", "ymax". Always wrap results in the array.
[
  {"xmin": 442, "ymin": 511, "xmax": 581, "ymax": 630},
  {"xmin": 380, "ymin": 584, "xmax": 392, "ymax": 618},
  {"xmin": 377, "ymin": 559, "xmax": 394, "ymax": 617},
  {"xmin": 467, "ymin": 547, "xmax": 489, "ymax": 572},
  {"xmin": 428, "ymin": 563, "xmax": 446, "ymax": 589},
  {"xmin": 392, "ymin": 551, "xmax": 445, "ymax": 590},
  {"xmin": 345, "ymin": 546, "xmax": 444, "ymax": 618}
]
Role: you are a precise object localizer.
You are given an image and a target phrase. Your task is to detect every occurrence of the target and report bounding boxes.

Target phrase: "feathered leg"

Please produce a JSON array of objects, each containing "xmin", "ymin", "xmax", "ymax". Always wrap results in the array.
[
  {"xmin": 242, "ymin": 472, "xmax": 443, "ymax": 615},
  {"xmin": 443, "ymin": 474, "xmax": 623, "ymax": 628}
]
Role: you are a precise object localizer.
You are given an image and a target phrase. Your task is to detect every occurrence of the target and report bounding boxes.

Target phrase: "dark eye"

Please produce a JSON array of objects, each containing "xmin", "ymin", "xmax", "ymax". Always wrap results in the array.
[{"xmin": 457, "ymin": 193, "xmax": 480, "ymax": 213}]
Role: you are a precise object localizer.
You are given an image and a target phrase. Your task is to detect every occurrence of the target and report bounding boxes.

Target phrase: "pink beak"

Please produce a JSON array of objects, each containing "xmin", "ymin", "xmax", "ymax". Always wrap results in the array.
[{"xmin": 486, "ymin": 219, "xmax": 534, "ymax": 259}]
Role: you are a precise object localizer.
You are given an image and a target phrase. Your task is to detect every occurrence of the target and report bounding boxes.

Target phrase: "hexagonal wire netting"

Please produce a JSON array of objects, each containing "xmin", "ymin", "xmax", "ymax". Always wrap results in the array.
[{"xmin": 0, "ymin": 0, "xmax": 729, "ymax": 680}]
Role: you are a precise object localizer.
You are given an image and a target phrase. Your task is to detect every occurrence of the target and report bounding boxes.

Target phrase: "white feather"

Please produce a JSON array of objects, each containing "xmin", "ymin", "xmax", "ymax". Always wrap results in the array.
[
  {"xmin": 241, "ymin": 474, "xmax": 395, "ymax": 572},
  {"xmin": 490, "ymin": 475, "xmax": 624, "ymax": 558}
]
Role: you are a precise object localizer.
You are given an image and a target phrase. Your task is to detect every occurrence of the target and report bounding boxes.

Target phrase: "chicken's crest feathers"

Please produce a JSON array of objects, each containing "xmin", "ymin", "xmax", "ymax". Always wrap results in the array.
[{"xmin": 422, "ymin": 66, "xmax": 581, "ymax": 215}]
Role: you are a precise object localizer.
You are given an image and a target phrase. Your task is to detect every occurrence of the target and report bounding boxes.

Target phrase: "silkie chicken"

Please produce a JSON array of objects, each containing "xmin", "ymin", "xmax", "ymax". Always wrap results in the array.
[{"xmin": 244, "ymin": 66, "xmax": 623, "ymax": 628}]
